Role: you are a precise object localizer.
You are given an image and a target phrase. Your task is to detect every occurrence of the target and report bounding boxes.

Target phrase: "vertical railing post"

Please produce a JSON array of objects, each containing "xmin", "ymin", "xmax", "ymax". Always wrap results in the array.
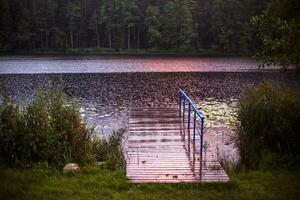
[
  {"xmin": 182, "ymin": 98, "xmax": 185, "ymax": 124},
  {"xmin": 179, "ymin": 91, "xmax": 182, "ymax": 113},
  {"xmin": 193, "ymin": 112, "xmax": 196, "ymax": 142},
  {"xmin": 188, "ymin": 103, "xmax": 191, "ymax": 130},
  {"xmin": 193, "ymin": 111, "xmax": 196, "ymax": 165},
  {"xmin": 200, "ymin": 117, "xmax": 204, "ymax": 179},
  {"xmin": 187, "ymin": 102, "xmax": 191, "ymax": 153},
  {"xmin": 182, "ymin": 98, "xmax": 185, "ymax": 139},
  {"xmin": 179, "ymin": 91, "xmax": 182, "ymax": 136}
]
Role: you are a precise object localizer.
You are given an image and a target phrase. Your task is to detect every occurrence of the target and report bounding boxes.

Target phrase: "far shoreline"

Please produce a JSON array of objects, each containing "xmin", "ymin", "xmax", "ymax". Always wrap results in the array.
[{"xmin": 0, "ymin": 48, "xmax": 249, "ymax": 58}]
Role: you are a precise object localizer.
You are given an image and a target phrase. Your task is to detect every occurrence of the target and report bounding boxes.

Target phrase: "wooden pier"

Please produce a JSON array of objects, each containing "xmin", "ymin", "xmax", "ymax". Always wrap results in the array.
[{"xmin": 125, "ymin": 107, "xmax": 229, "ymax": 183}]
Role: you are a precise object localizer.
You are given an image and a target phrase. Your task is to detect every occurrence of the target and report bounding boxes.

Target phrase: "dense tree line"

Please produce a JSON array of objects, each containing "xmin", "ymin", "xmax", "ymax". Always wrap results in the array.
[{"xmin": 0, "ymin": 0, "xmax": 270, "ymax": 53}]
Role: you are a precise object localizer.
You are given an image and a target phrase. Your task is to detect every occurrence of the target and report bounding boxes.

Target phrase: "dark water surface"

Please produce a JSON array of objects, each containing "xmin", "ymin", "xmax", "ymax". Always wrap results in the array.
[
  {"xmin": 0, "ymin": 72, "xmax": 298, "ymax": 135},
  {"xmin": 0, "ymin": 56, "xmax": 298, "ymax": 157}
]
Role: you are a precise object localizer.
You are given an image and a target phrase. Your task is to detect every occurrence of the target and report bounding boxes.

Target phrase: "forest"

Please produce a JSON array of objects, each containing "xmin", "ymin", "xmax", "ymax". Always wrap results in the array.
[
  {"xmin": 0, "ymin": 0, "xmax": 273, "ymax": 54},
  {"xmin": 0, "ymin": 0, "xmax": 299, "ymax": 58}
]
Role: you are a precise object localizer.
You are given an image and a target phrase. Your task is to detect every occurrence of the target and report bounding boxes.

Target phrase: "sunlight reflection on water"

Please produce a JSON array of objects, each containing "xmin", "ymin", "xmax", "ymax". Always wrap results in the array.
[{"xmin": 0, "ymin": 56, "xmax": 278, "ymax": 74}]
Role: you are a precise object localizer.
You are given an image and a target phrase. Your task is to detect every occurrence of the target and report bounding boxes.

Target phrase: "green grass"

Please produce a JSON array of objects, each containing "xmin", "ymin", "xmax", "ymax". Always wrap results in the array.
[{"xmin": 0, "ymin": 166, "xmax": 299, "ymax": 200}]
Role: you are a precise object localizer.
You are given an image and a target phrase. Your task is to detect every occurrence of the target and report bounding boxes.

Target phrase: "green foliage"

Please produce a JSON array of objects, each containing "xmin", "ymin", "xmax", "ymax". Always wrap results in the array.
[
  {"xmin": 217, "ymin": 148, "xmax": 239, "ymax": 175},
  {"xmin": 99, "ymin": 0, "xmax": 114, "ymax": 34},
  {"xmin": 259, "ymin": 151, "xmax": 300, "ymax": 170},
  {"xmin": 65, "ymin": 47, "xmax": 115, "ymax": 54},
  {"xmin": 122, "ymin": 0, "xmax": 140, "ymax": 29},
  {"xmin": 67, "ymin": 2, "xmax": 80, "ymax": 29},
  {"xmin": 0, "ymin": 86, "xmax": 126, "ymax": 170},
  {"xmin": 0, "ymin": 0, "xmax": 270, "ymax": 53},
  {"xmin": 211, "ymin": 0, "xmax": 242, "ymax": 51},
  {"xmin": 0, "ymin": 86, "xmax": 94, "ymax": 167},
  {"xmin": 90, "ymin": 129, "xmax": 125, "ymax": 171},
  {"xmin": 67, "ymin": 2, "xmax": 80, "ymax": 48},
  {"xmin": 122, "ymin": 0, "xmax": 140, "ymax": 49},
  {"xmin": 161, "ymin": 1, "xmax": 177, "ymax": 48},
  {"xmin": 145, "ymin": 5, "xmax": 161, "ymax": 48},
  {"xmin": 236, "ymin": 82, "xmax": 300, "ymax": 169},
  {"xmin": 251, "ymin": 0, "xmax": 300, "ymax": 69},
  {"xmin": 177, "ymin": 0, "xmax": 196, "ymax": 50}
]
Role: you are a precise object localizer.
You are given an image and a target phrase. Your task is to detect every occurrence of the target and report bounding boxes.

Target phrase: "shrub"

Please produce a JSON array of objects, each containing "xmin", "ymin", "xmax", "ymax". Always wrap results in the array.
[
  {"xmin": 90, "ymin": 129, "xmax": 125, "ymax": 171},
  {"xmin": 236, "ymin": 82, "xmax": 300, "ymax": 169},
  {"xmin": 0, "ymin": 87, "xmax": 94, "ymax": 167}
]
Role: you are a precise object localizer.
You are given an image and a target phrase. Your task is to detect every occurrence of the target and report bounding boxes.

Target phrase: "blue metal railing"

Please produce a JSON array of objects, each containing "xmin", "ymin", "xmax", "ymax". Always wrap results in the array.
[{"xmin": 179, "ymin": 89, "xmax": 205, "ymax": 174}]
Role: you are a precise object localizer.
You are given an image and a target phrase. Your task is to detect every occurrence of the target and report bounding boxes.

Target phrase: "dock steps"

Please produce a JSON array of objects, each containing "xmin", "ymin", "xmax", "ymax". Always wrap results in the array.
[{"xmin": 125, "ymin": 107, "xmax": 229, "ymax": 183}]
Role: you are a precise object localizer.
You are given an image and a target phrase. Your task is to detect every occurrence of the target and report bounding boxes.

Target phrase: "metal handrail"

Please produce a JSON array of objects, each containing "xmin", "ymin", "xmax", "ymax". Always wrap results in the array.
[{"xmin": 179, "ymin": 89, "xmax": 204, "ymax": 176}]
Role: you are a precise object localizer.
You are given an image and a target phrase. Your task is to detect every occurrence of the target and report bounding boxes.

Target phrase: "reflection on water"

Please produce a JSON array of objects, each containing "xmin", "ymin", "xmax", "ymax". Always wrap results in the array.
[
  {"xmin": 79, "ymin": 105, "xmax": 128, "ymax": 138},
  {"xmin": 0, "ymin": 55, "xmax": 280, "ymax": 74}
]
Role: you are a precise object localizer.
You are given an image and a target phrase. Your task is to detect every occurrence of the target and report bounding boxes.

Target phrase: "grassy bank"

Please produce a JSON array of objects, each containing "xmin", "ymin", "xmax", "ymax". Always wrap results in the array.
[{"xmin": 0, "ymin": 166, "xmax": 299, "ymax": 200}]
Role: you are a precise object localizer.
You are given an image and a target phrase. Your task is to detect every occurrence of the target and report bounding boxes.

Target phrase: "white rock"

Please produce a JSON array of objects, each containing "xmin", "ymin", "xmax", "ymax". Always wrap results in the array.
[{"xmin": 63, "ymin": 163, "xmax": 81, "ymax": 173}]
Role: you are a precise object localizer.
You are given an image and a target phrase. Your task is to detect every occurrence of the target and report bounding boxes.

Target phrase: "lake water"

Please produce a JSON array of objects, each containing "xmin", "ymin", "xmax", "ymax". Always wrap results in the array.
[
  {"xmin": 0, "ymin": 55, "xmax": 280, "ymax": 74},
  {"xmin": 0, "ymin": 56, "xmax": 298, "ymax": 158}
]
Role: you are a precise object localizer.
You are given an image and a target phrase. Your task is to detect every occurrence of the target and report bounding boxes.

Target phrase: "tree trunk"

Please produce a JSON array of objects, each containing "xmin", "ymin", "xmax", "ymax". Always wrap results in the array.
[
  {"xmin": 127, "ymin": 26, "xmax": 130, "ymax": 49},
  {"xmin": 70, "ymin": 30, "xmax": 74, "ymax": 48},
  {"xmin": 32, "ymin": 39, "xmax": 35, "ymax": 50},
  {"xmin": 133, "ymin": 25, "xmax": 136, "ymax": 48},
  {"xmin": 121, "ymin": 24, "xmax": 124, "ymax": 49},
  {"xmin": 28, "ymin": 41, "xmax": 31, "ymax": 51},
  {"xmin": 41, "ymin": 30, "xmax": 44, "ymax": 49},
  {"xmin": 137, "ymin": 27, "xmax": 140, "ymax": 48},
  {"xmin": 96, "ymin": 25, "xmax": 100, "ymax": 48},
  {"xmin": 45, "ymin": 30, "xmax": 48, "ymax": 49},
  {"xmin": 108, "ymin": 30, "xmax": 112, "ymax": 48},
  {"xmin": 95, "ymin": 8, "xmax": 100, "ymax": 48}
]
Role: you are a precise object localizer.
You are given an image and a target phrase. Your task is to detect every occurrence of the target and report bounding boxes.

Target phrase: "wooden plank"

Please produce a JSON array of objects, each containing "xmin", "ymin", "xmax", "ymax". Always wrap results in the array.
[{"xmin": 126, "ymin": 107, "xmax": 229, "ymax": 183}]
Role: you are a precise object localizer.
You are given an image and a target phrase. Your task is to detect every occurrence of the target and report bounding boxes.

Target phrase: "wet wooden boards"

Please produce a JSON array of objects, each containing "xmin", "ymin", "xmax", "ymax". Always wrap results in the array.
[{"xmin": 125, "ymin": 107, "xmax": 229, "ymax": 183}]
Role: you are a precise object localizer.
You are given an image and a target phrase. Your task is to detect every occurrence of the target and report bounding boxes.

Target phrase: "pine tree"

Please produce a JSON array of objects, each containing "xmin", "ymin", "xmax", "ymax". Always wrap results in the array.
[
  {"xmin": 99, "ymin": 0, "xmax": 114, "ymax": 48},
  {"xmin": 67, "ymin": 1, "xmax": 80, "ymax": 48},
  {"xmin": 144, "ymin": 5, "xmax": 161, "ymax": 48},
  {"xmin": 123, "ymin": 0, "xmax": 140, "ymax": 49},
  {"xmin": 178, "ymin": 0, "xmax": 197, "ymax": 50},
  {"xmin": 161, "ymin": 1, "xmax": 177, "ymax": 49}
]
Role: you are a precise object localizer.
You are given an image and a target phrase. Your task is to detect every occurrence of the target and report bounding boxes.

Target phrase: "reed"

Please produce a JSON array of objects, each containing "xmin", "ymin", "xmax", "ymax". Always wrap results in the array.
[
  {"xmin": 0, "ymin": 86, "xmax": 125, "ymax": 169},
  {"xmin": 236, "ymin": 81, "xmax": 300, "ymax": 169}
]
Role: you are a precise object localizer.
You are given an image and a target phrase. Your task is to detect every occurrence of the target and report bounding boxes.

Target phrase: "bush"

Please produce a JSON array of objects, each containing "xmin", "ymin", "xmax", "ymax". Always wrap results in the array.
[
  {"xmin": 65, "ymin": 48, "xmax": 115, "ymax": 54},
  {"xmin": 236, "ymin": 82, "xmax": 300, "ymax": 169},
  {"xmin": 90, "ymin": 129, "xmax": 125, "ymax": 171},
  {"xmin": 0, "ymin": 87, "xmax": 94, "ymax": 167}
]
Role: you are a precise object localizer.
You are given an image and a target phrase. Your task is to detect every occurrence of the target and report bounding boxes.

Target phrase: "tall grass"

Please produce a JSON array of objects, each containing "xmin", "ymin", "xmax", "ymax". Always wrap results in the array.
[
  {"xmin": 0, "ymin": 86, "xmax": 125, "ymax": 170},
  {"xmin": 0, "ymin": 86, "xmax": 94, "ymax": 167},
  {"xmin": 236, "ymin": 82, "xmax": 300, "ymax": 169},
  {"xmin": 90, "ymin": 129, "xmax": 125, "ymax": 171}
]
